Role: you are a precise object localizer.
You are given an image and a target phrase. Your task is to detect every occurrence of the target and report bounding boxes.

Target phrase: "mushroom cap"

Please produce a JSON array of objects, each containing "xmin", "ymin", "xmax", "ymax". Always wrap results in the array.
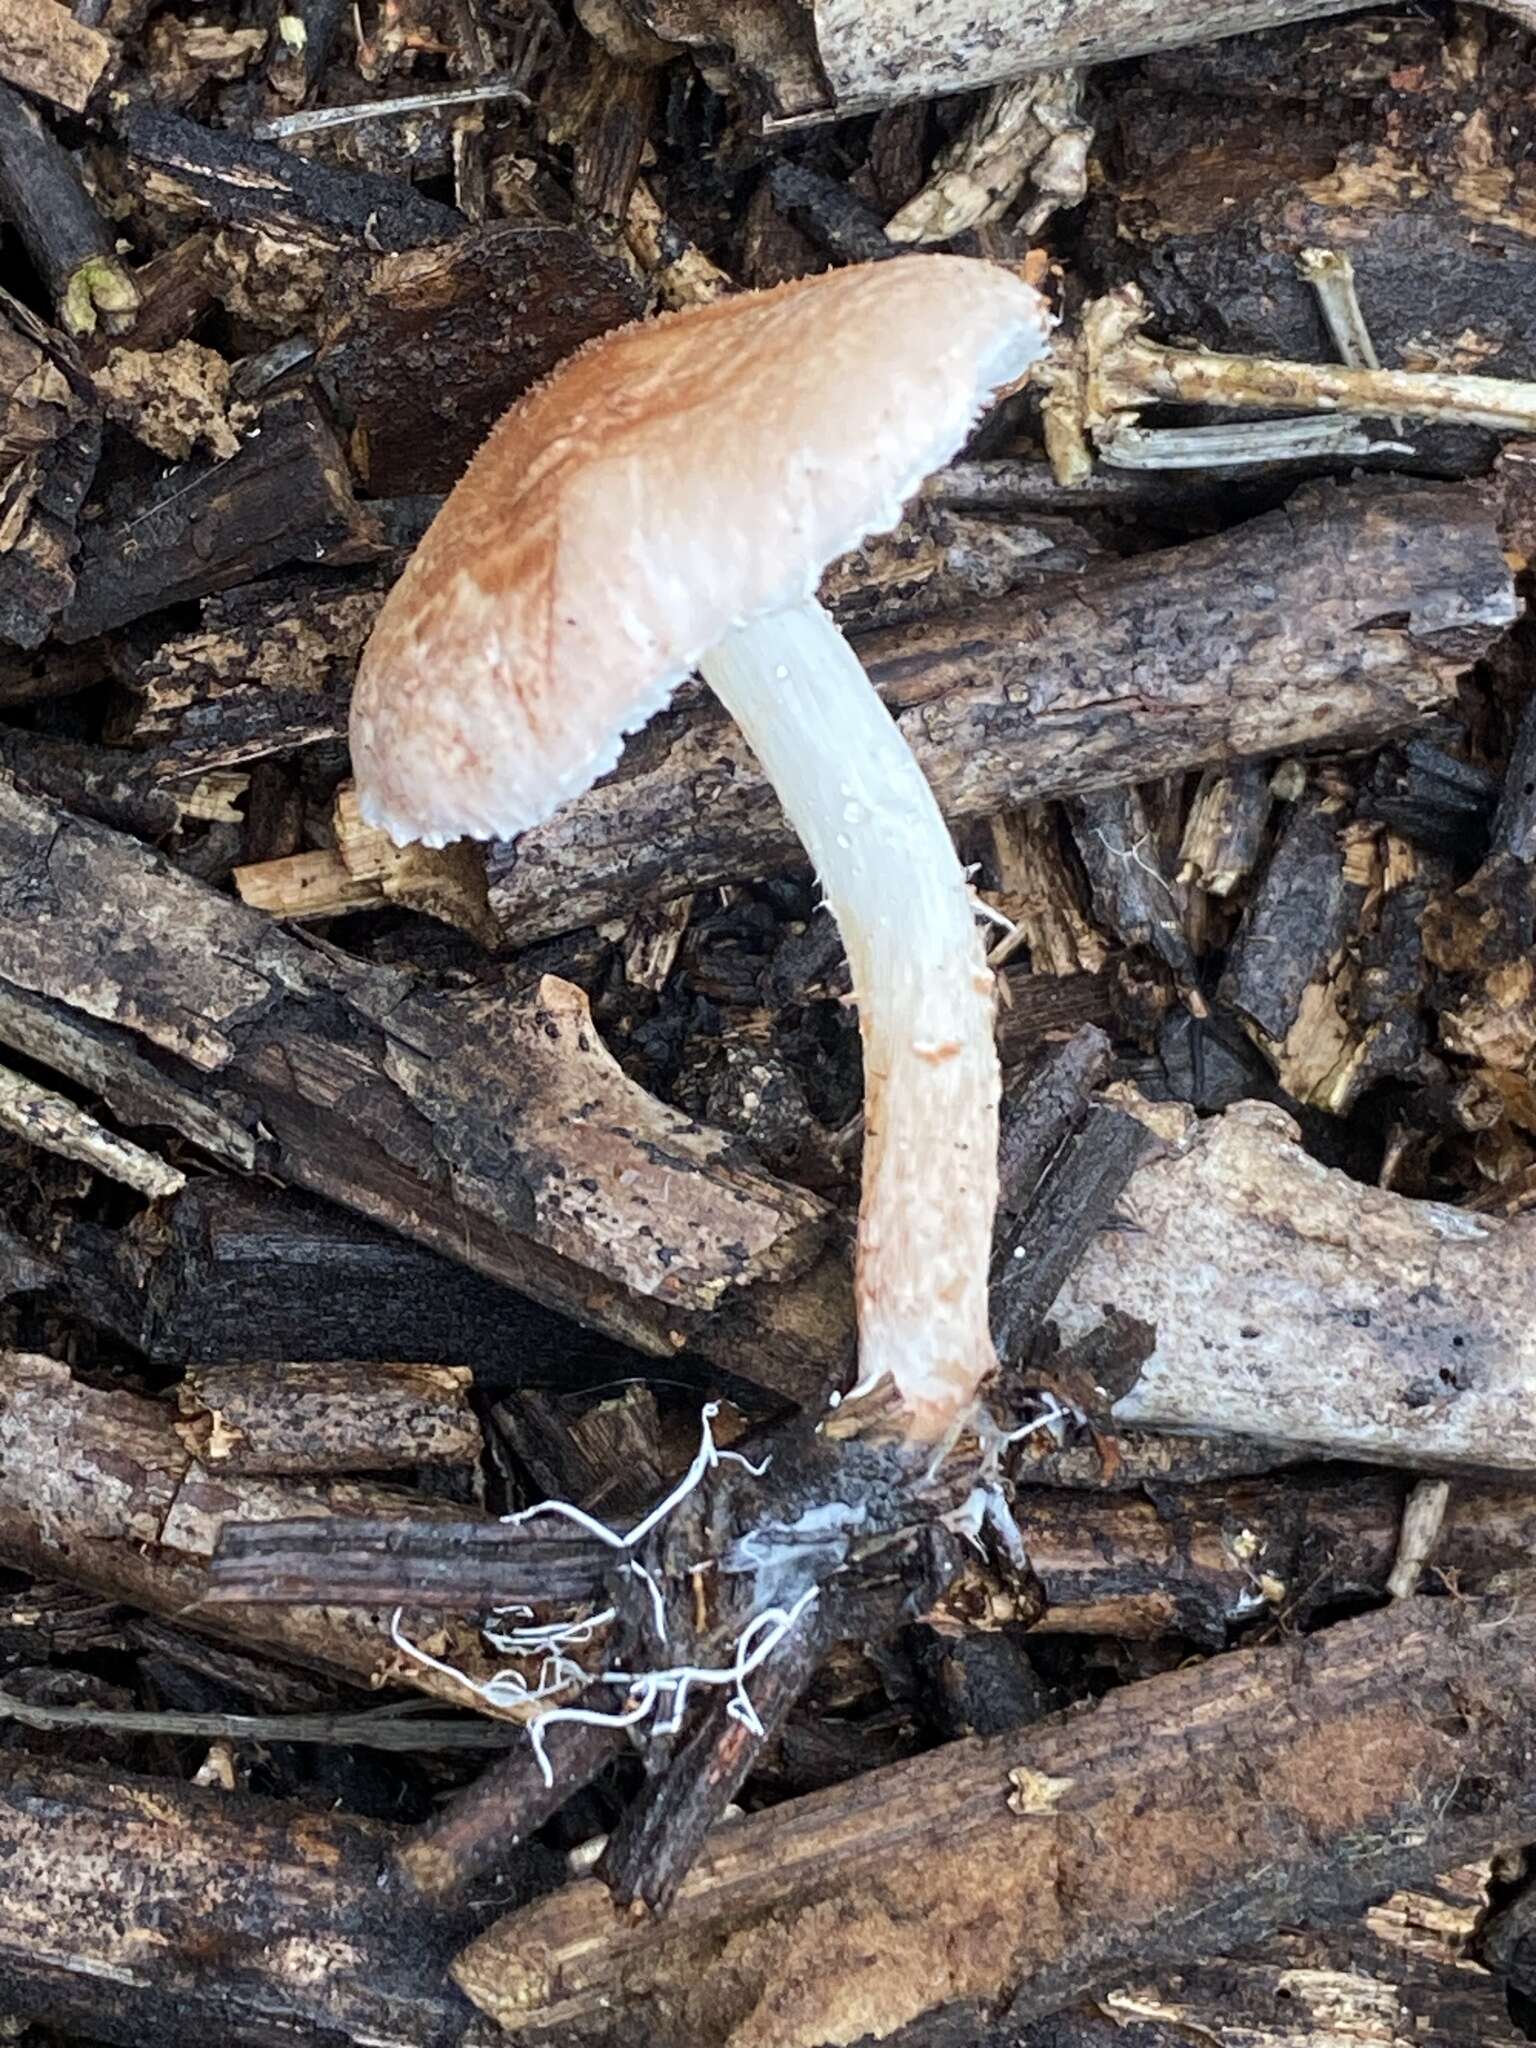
[{"xmin": 350, "ymin": 256, "xmax": 1052, "ymax": 847}]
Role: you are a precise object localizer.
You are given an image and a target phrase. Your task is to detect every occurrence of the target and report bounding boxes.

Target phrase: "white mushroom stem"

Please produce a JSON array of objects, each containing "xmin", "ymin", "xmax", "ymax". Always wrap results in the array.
[{"xmin": 698, "ymin": 598, "xmax": 998, "ymax": 1443}]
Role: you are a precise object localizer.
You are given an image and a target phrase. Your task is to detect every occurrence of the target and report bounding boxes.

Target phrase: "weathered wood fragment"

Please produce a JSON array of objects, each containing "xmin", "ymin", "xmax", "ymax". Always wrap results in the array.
[
  {"xmin": 109, "ymin": 569, "xmax": 382, "ymax": 773},
  {"xmin": 0, "ymin": 0, "xmax": 114, "ymax": 112},
  {"xmin": 175, "ymin": 1361, "xmax": 480, "ymax": 1475},
  {"xmin": 1018, "ymin": 1468, "xmax": 1536, "ymax": 1642},
  {"xmin": 484, "ymin": 479, "xmax": 1514, "ymax": 945},
  {"xmin": 60, "ymin": 390, "xmax": 376, "ymax": 641},
  {"xmin": 1052, "ymin": 1095, "xmax": 1536, "ymax": 1471},
  {"xmin": 0, "ymin": 775, "xmax": 844, "ymax": 1405},
  {"xmin": 0, "ymin": 1756, "xmax": 483, "ymax": 2045},
  {"xmin": 452, "ymin": 1595, "xmax": 1536, "ymax": 2042},
  {"xmin": 0, "ymin": 1353, "xmax": 499, "ymax": 1706}
]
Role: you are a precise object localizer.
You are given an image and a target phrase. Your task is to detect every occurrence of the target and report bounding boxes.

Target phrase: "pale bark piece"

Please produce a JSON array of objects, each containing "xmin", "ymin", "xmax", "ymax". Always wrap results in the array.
[
  {"xmin": 484, "ymin": 478, "xmax": 1513, "ymax": 945},
  {"xmin": 1052, "ymin": 1097, "xmax": 1536, "ymax": 1471},
  {"xmin": 175, "ymin": 1361, "xmax": 480, "ymax": 1475},
  {"xmin": 453, "ymin": 1595, "xmax": 1536, "ymax": 2044},
  {"xmin": 637, "ymin": 0, "xmax": 1534, "ymax": 124},
  {"xmin": 0, "ymin": 0, "xmax": 113, "ymax": 112}
]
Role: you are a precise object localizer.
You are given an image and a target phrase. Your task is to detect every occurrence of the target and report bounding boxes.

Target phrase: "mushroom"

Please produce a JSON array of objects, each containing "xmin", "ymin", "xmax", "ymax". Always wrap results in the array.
[{"xmin": 351, "ymin": 256, "xmax": 1053, "ymax": 1445}]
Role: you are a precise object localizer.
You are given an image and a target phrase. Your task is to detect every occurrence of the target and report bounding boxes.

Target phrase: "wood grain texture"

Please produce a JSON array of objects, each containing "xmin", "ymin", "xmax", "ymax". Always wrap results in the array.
[
  {"xmin": 453, "ymin": 1595, "xmax": 1536, "ymax": 2044},
  {"xmin": 0, "ymin": 774, "xmax": 845, "ymax": 1404},
  {"xmin": 484, "ymin": 478, "xmax": 1513, "ymax": 944},
  {"xmin": 1054, "ymin": 1096, "xmax": 1536, "ymax": 1470}
]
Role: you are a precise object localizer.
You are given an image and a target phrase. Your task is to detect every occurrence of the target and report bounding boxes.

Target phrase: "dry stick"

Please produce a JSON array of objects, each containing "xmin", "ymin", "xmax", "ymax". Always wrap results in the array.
[
  {"xmin": 595, "ymin": 1602, "xmax": 824, "ymax": 1911},
  {"xmin": 0, "ymin": 1060, "xmax": 184, "ymax": 1199},
  {"xmin": 250, "ymin": 76, "xmax": 529, "ymax": 140},
  {"xmin": 1044, "ymin": 286, "xmax": 1536, "ymax": 484},
  {"xmin": 397, "ymin": 1720, "xmax": 625, "ymax": 1907},
  {"xmin": 0, "ymin": 84, "xmax": 137, "ymax": 337},
  {"xmin": 0, "ymin": 1688, "xmax": 520, "ymax": 1750},
  {"xmin": 451, "ymin": 1595, "xmax": 1536, "ymax": 2043},
  {"xmin": 483, "ymin": 476, "xmax": 1514, "ymax": 945}
]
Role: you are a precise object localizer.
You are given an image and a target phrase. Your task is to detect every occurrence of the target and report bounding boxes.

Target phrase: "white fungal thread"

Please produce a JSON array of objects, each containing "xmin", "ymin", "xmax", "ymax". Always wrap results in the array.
[
  {"xmin": 387, "ymin": 1405, "xmax": 800, "ymax": 1789},
  {"xmin": 1093, "ymin": 829, "xmax": 1179, "ymax": 910}
]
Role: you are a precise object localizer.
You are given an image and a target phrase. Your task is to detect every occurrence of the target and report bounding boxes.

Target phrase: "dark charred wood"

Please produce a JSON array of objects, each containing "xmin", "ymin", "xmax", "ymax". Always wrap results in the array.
[
  {"xmin": 396, "ymin": 1720, "xmax": 626, "ymax": 1907},
  {"xmin": 453, "ymin": 1595, "xmax": 1536, "ymax": 2043},
  {"xmin": 1066, "ymin": 787, "xmax": 1193, "ymax": 981},
  {"xmin": 0, "ymin": 1352, "xmax": 510, "ymax": 1707},
  {"xmin": 264, "ymin": 0, "xmax": 346, "ymax": 103},
  {"xmin": 0, "ymin": 84, "xmax": 137, "ymax": 340},
  {"xmin": 61, "ymin": 389, "xmax": 377, "ymax": 641},
  {"xmin": 1490, "ymin": 689, "xmax": 1536, "ymax": 865},
  {"xmin": 0, "ymin": 727, "xmax": 186, "ymax": 841},
  {"xmin": 995, "ymin": 1025, "xmax": 1112, "ymax": 1221},
  {"xmin": 597, "ymin": 1607, "xmax": 823, "ymax": 1912},
  {"xmin": 31, "ymin": 1175, "xmax": 655, "ymax": 1398},
  {"xmin": 1219, "ymin": 786, "xmax": 1362, "ymax": 1046},
  {"xmin": 991, "ymin": 1104, "xmax": 1158, "ymax": 1368},
  {"xmin": 561, "ymin": 35, "xmax": 660, "ymax": 238},
  {"xmin": 766, "ymin": 160, "xmax": 897, "ymax": 264},
  {"xmin": 108, "ymin": 568, "xmax": 384, "ymax": 775},
  {"xmin": 1041, "ymin": 1886, "xmax": 1525, "ymax": 2048},
  {"xmin": 484, "ymin": 478, "xmax": 1514, "ymax": 945},
  {"xmin": 1365, "ymin": 736, "xmax": 1497, "ymax": 862},
  {"xmin": 997, "ymin": 966, "xmax": 1118, "ymax": 1066},
  {"xmin": 495, "ymin": 1384, "xmax": 672, "ymax": 1525},
  {"xmin": 120, "ymin": 105, "xmax": 464, "ymax": 250},
  {"xmin": 313, "ymin": 222, "xmax": 642, "ymax": 495},
  {"xmin": 1015, "ymin": 1466, "xmax": 1536, "ymax": 1644}
]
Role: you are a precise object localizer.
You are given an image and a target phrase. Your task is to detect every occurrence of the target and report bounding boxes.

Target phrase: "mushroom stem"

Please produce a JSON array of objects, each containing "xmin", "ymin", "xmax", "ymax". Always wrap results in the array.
[{"xmin": 698, "ymin": 598, "xmax": 998, "ymax": 1444}]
